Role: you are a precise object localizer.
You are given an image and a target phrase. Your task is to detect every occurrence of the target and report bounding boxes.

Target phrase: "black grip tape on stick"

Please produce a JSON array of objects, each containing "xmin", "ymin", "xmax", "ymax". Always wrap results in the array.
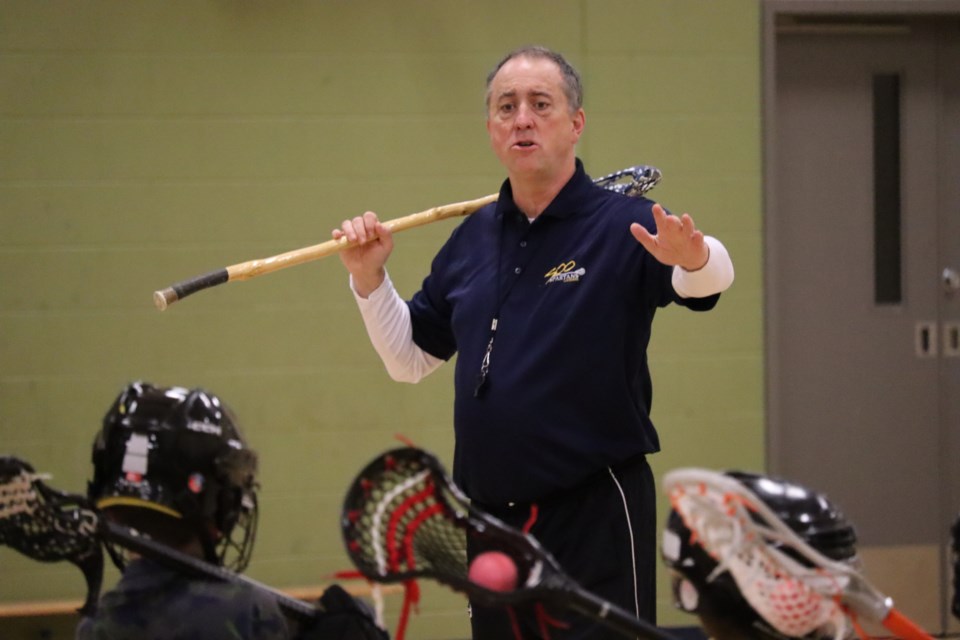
[{"xmin": 154, "ymin": 268, "xmax": 229, "ymax": 310}]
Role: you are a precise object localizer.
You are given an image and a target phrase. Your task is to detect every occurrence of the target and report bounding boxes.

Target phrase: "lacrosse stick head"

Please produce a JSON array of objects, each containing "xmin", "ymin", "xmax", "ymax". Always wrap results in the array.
[
  {"xmin": 0, "ymin": 456, "xmax": 104, "ymax": 615},
  {"xmin": 662, "ymin": 469, "xmax": 859, "ymax": 640},
  {"xmin": 593, "ymin": 165, "xmax": 662, "ymax": 198},
  {"xmin": 89, "ymin": 381, "xmax": 259, "ymax": 572},
  {"xmin": 341, "ymin": 447, "xmax": 568, "ymax": 607}
]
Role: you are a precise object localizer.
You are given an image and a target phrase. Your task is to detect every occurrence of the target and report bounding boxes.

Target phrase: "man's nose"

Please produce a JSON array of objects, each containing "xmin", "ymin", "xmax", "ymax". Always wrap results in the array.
[{"xmin": 514, "ymin": 104, "xmax": 534, "ymax": 128}]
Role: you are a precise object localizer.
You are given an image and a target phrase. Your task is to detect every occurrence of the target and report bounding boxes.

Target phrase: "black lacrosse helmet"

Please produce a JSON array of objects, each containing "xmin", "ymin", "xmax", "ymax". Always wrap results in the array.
[
  {"xmin": 89, "ymin": 381, "xmax": 259, "ymax": 571},
  {"xmin": 662, "ymin": 471, "xmax": 858, "ymax": 640}
]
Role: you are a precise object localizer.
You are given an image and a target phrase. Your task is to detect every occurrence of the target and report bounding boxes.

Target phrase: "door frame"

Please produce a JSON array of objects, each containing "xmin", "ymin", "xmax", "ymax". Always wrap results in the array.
[
  {"xmin": 761, "ymin": 0, "xmax": 960, "ymax": 480},
  {"xmin": 761, "ymin": 0, "xmax": 960, "ymax": 632}
]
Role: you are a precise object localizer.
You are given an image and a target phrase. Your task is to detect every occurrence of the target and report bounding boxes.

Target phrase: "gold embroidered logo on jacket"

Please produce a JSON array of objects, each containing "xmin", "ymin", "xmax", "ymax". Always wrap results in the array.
[{"xmin": 544, "ymin": 260, "xmax": 586, "ymax": 284}]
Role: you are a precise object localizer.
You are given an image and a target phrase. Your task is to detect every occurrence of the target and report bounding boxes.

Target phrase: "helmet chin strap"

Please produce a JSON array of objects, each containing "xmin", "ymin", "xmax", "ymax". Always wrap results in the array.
[
  {"xmin": 165, "ymin": 514, "xmax": 222, "ymax": 565},
  {"xmin": 199, "ymin": 529, "xmax": 221, "ymax": 565}
]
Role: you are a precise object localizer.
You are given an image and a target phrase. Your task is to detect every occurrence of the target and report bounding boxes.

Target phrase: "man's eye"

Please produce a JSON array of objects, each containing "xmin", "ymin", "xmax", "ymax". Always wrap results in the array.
[
  {"xmin": 499, "ymin": 104, "xmax": 514, "ymax": 113},
  {"xmin": 535, "ymin": 101, "xmax": 550, "ymax": 110}
]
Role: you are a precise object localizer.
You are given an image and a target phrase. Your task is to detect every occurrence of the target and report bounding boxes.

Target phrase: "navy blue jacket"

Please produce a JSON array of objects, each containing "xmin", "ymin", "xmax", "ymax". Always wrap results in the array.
[
  {"xmin": 76, "ymin": 558, "xmax": 289, "ymax": 640},
  {"xmin": 408, "ymin": 160, "xmax": 719, "ymax": 505}
]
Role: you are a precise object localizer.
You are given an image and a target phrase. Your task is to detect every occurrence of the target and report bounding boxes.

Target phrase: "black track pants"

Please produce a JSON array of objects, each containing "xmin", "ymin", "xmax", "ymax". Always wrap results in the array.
[{"xmin": 468, "ymin": 455, "xmax": 657, "ymax": 640}]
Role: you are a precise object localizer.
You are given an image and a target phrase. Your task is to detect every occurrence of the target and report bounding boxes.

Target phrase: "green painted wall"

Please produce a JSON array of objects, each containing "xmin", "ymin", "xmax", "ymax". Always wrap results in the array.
[{"xmin": 0, "ymin": 1, "xmax": 763, "ymax": 637}]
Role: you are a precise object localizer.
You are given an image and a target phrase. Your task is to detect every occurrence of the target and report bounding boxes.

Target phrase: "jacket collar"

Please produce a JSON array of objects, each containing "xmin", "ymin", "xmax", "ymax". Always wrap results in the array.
[{"xmin": 495, "ymin": 158, "xmax": 595, "ymax": 222}]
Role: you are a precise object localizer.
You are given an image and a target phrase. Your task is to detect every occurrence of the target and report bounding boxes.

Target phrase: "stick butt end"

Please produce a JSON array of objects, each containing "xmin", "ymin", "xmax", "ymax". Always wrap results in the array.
[{"xmin": 153, "ymin": 289, "xmax": 176, "ymax": 311}]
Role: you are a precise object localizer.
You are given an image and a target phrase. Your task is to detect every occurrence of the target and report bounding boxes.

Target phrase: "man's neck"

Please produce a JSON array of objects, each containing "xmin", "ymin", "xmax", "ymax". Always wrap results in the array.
[{"xmin": 509, "ymin": 161, "xmax": 576, "ymax": 219}]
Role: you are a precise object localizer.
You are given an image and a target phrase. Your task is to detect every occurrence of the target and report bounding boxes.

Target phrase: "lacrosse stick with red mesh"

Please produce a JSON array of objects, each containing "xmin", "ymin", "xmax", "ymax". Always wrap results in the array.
[
  {"xmin": 341, "ymin": 446, "xmax": 677, "ymax": 640},
  {"xmin": 664, "ymin": 468, "xmax": 933, "ymax": 640}
]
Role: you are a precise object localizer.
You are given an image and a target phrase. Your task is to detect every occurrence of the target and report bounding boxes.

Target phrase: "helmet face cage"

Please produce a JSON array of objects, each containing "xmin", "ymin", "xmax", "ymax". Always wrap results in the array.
[
  {"xmin": 89, "ymin": 382, "xmax": 259, "ymax": 571},
  {"xmin": 662, "ymin": 471, "xmax": 859, "ymax": 640}
]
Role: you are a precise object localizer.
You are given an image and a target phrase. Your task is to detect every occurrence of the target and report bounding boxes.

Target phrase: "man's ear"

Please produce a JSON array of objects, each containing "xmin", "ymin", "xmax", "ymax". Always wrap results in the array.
[{"xmin": 571, "ymin": 108, "xmax": 585, "ymax": 140}]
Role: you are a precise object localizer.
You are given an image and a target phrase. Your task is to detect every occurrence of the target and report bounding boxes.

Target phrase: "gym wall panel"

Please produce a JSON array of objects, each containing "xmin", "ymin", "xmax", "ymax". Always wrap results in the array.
[{"xmin": 0, "ymin": 1, "xmax": 762, "ymax": 637}]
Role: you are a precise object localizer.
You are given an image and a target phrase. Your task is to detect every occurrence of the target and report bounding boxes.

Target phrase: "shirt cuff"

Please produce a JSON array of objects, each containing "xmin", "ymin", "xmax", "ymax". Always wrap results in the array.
[{"xmin": 672, "ymin": 236, "xmax": 735, "ymax": 298}]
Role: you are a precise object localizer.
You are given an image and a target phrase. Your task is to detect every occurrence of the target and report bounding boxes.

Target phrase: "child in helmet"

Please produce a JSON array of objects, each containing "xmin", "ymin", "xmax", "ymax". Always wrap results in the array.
[
  {"xmin": 661, "ymin": 471, "xmax": 859, "ymax": 640},
  {"xmin": 77, "ymin": 381, "xmax": 385, "ymax": 640}
]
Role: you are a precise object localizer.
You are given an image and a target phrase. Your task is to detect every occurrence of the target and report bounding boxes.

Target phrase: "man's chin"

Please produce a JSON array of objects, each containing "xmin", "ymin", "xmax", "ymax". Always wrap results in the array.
[{"xmin": 503, "ymin": 154, "xmax": 545, "ymax": 175}]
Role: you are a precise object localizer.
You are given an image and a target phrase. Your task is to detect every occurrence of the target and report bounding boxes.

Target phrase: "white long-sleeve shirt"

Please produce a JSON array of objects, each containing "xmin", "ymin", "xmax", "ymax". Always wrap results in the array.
[{"xmin": 351, "ymin": 235, "xmax": 734, "ymax": 383}]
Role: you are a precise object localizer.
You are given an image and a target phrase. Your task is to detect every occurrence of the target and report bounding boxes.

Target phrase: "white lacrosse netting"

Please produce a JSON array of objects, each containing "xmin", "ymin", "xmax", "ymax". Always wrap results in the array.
[
  {"xmin": 664, "ymin": 469, "xmax": 874, "ymax": 640},
  {"xmin": 0, "ymin": 469, "xmax": 42, "ymax": 520}
]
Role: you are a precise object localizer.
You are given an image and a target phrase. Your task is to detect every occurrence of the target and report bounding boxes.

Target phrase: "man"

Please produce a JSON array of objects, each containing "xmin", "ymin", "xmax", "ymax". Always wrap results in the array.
[
  {"xmin": 333, "ymin": 46, "xmax": 734, "ymax": 639},
  {"xmin": 78, "ymin": 381, "xmax": 385, "ymax": 640}
]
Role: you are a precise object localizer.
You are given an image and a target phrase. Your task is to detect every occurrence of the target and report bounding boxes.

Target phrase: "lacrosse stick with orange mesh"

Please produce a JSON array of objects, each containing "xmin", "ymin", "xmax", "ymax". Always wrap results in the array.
[{"xmin": 664, "ymin": 468, "xmax": 933, "ymax": 640}]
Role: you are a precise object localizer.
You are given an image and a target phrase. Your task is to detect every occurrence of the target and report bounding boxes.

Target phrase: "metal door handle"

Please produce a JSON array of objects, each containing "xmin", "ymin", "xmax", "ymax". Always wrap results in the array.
[
  {"xmin": 916, "ymin": 322, "xmax": 938, "ymax": 357},
  {"xmin": 944, "ymin": 267, "xmax": 960, "ymax": 294},
  {"xmin": 945, "ymin": 322, "xmax": 960, "ymax": 357}
]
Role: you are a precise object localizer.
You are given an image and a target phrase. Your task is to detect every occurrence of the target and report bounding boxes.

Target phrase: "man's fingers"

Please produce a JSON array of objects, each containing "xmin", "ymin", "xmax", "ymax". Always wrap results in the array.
[
  {"xmin": 337, "ymin": 219, "xmax": 359, "ymax": 243},
  {"xmin": 634, "ymin": 205, "xmax": 708, "ymax": 269},
  {"xmin": 361, "ymin": 211, "xmax": 379, "ymax": 234},
  {"xmin": 355, "ymin": 213, "xmax": 373, "ymax": 243},
  {"xmin": 680, "ymin": 213, "xmax": 700, "ymax": 237},
  {"xmin": 336, "ymin": 212, "xmax": 383, "ymax": 245},
  {"xmin": 651, "ymin": 203, "xmax": 668, "ymax": 225},
  {"xmin": 652, "ymin": 203, "xmax": 685, "ymax": 236},
  {"xmin": 630, "ymin": 222, "xmax": 657, "ymax": 252},
  {"xmin": 376, "ymin": 219, "xmax": 393, "ymax": 243}
]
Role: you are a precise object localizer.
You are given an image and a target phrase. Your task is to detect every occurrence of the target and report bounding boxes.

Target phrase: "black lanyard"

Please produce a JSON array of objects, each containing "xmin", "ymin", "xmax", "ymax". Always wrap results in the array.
[{"xmin": 474, "ymin": 213, "xmax": 540, "ymax": 398}]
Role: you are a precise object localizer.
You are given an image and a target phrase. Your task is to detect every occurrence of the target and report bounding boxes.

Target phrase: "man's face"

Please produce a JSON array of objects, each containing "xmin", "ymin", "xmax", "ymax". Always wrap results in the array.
[{"xmin": 486, "ymin": 56, "xmax": 584, "ymax": 180}]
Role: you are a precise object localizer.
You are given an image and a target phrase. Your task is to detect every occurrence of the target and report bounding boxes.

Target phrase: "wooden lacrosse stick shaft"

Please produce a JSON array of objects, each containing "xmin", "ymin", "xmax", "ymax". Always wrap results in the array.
[
  {"xmin": 152, "ymin": 193, "xmax": 497, "ymax": 311},
  {"xmin": 153, "ymin": 164, "xmax": 660, "ymax": 310}
]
